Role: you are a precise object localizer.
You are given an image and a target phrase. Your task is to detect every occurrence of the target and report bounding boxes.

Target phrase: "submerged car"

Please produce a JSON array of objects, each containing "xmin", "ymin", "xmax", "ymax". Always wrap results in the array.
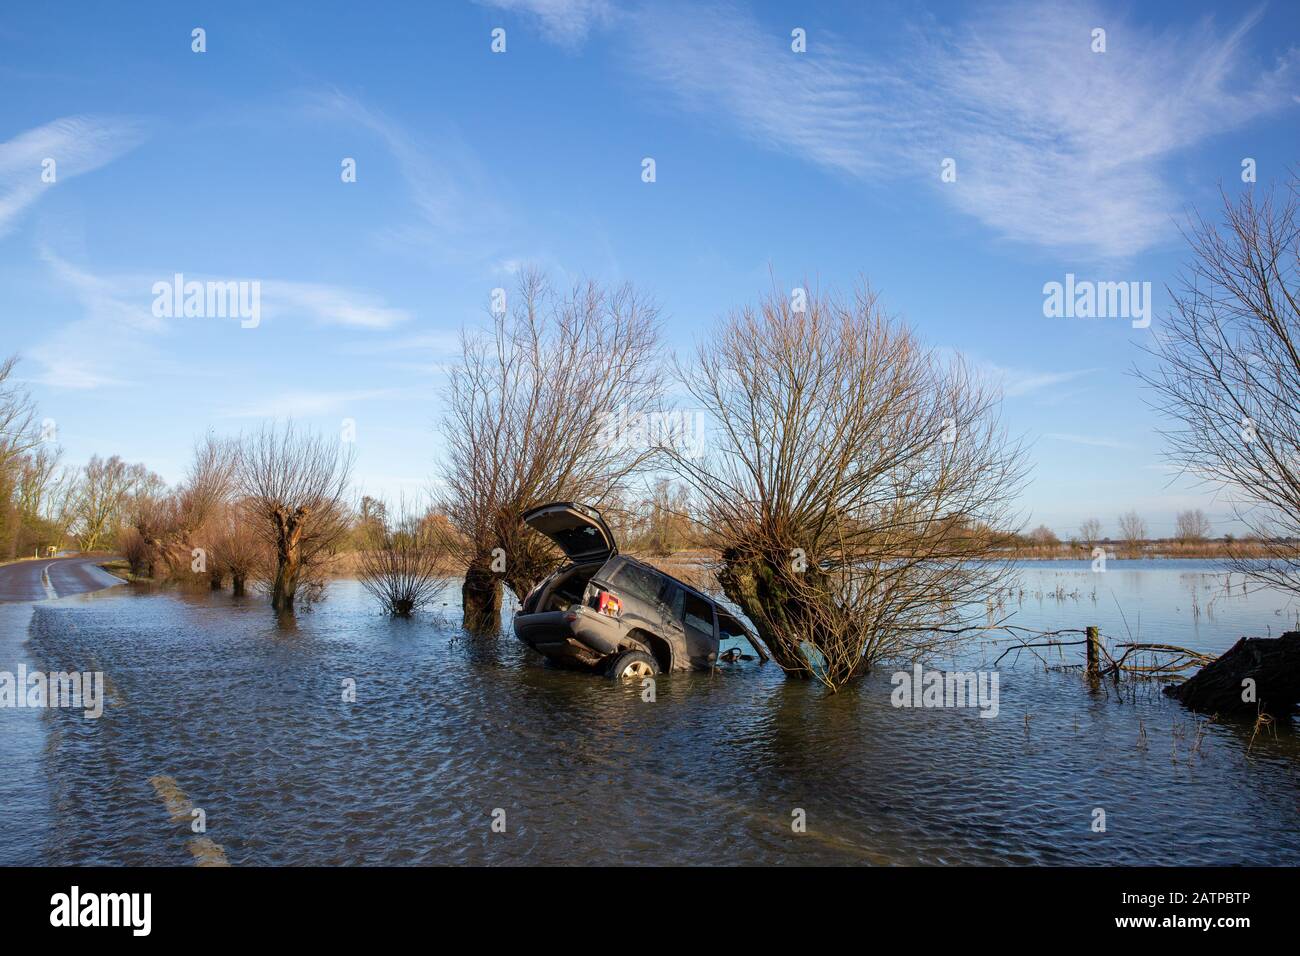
[{"xmin": 512, "ymin": 502, "xmax": 758, "ymax": 679}]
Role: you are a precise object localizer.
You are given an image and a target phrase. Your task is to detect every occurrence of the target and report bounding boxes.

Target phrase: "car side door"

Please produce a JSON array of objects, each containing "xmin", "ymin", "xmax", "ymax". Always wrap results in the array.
[
  {"xmin": 659, "ymin": 583, "xmax": 718, "ymax": 669},
  {"xmin": 655, "ymin": 580, "xmax": 686, "ymax": 652}
]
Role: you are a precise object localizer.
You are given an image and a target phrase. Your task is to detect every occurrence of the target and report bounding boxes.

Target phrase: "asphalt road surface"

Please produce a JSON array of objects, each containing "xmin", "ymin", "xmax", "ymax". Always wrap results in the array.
[{"xmin": 0, "ymin": 555, "xmax": 123, "ymax": 603}]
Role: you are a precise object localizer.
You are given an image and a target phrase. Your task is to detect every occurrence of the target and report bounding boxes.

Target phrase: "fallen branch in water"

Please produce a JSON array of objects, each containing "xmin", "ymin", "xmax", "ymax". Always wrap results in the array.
[
  {"xmin": 1104, "ymin": 642, "xmax": 1216, "ymax": 678},
  {"xmin": 901, "ymin": 624, "xmax": 1222, "ymax": 684},
  {"xmin": 992, "ymin": 636, "xmax": 1088, "ymax": 668},
  {"xmin": 987, "ymin": 629, "xmax": 1214, "ymax": 681}
]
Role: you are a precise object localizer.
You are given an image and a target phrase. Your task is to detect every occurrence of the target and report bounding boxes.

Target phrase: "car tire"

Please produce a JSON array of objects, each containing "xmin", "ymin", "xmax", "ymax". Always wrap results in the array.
[{"xmin": 605, "ymin": 650, "xmax": 659, "ymax": 681}]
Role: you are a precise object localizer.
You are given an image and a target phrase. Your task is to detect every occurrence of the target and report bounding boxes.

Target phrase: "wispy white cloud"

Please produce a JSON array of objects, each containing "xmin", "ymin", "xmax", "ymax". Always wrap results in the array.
[
  {"xmin": 29, "ymin": 248, "xmax": 167, "ymax": 388},
  {"xmin": 260, "ymin": 281, "xmax": 411, "ymax": 330},
  {"xmin": 628, "ymin": 1, "xmax": 1298, "ymax": 258},
  {"xmin": 477, "ymin": 0, "xmax": 615, "ymax": 49},
  {"xmin": 29, "ymin": 249, "xmax": 413, "ymax": 388},
  {"xmin": 304, "ymin": 90, "xmax": 507, "ymax": 262},
  {"xmin": 923, "ymin": 2, "xmax": 1294, "ymax": 258},
  {"xmin": 979, "ymin": 361, "xmax": 1101, "ymax": 398},
  {"xmin": 0, "ymin": 115, "xmax": 145, "ymax": 238},
  {"xmin": 629, "ymin": 7, "xmax": 899, "ymax": 179},
  {"xmin": 1043, "ymin": 431, "xmax": 1133, "ymax": 449},
  {"xmin": 217, "ymin": 386, "xmax": 432, "ymax": 419},
  {"xmin": 40, "ymin": 248, "xmax": 165, "ymax": 334}
]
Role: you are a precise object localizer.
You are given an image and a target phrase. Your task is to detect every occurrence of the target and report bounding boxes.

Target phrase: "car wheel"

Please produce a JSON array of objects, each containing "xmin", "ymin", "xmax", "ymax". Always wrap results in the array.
[{"xmin": 605, "ymin": 650, "xmax": 659, "ymax": 681}]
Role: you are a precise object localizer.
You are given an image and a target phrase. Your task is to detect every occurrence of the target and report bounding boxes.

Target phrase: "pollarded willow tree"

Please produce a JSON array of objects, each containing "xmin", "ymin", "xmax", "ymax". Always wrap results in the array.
[
  {"xmin": 438, "ymin": 268, "xmax": 662, "ymax": 633},
  {"xmin": 127, "ymin": 433, "xmax": 238, "ymax": 579},
  {"xmin": 664, "ymin": 283, "xmax": 1026, "ymax": 691},
  {"xmin": 1139, "ymin": 178, "xmax": 1300, "ymax": 594},
  {"xmin": 208, "ymin": 498, "xmax": 265, "ymax": 596},
  {"xmin": 237, "ymin": 423, "xmax": 354, "ymax": 613}
]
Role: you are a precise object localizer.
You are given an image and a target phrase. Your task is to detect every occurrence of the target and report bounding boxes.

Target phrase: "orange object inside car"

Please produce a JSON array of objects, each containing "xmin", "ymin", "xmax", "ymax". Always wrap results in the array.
[{"xmin": 596, "ymin": 591, "xmax": 622, "ymax": 617}]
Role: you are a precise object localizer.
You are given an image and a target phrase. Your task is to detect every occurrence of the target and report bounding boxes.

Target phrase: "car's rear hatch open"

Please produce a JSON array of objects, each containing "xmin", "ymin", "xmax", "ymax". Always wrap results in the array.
[{"xmin": 522, "ymin": 501, "xmax": 618, "ymax": 564}]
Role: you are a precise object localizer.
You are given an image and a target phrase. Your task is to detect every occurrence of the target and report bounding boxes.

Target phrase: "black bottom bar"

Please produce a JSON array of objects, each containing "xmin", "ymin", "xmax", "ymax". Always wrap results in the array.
[{"xmin": 0, "ymin": 866, "xmax": 1275, "ymax": 940}]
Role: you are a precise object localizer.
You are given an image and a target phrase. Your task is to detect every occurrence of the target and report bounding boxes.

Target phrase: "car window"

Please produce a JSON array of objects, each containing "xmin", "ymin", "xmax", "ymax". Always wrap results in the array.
[
  {"xmin": 611, "ymin": 561, "xmax": 663, "ymax": 606},
  {"xmin": 663, "ymin": 582, "xmax": 682, "ymax": 617},
  {"xmin": 718, "ymin": 613, "xmax": 748, "ymax": 644},
  {"xmin": 680, "ymin": 591, "xmax": 715, "ymax": 640}
]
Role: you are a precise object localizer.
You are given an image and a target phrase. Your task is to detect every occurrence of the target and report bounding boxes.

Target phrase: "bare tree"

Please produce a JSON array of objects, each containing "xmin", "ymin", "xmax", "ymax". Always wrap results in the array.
[
  {"xmin": 1118, "ymin": 510, "xmax": 1147, "ymax": 550},
  {"xmin": 2, "ymin": 444, "xmax": 64, "ymax": 557},
  {"xmin": 438, "ymin": 268, "xmax": 662, "ymax": 632},
  {"xmin": 665, "ymin": 282, "xmax": 1026, "ymax": 690},
  {"xmin": 356, "ymin": 498, "xmax": 449, "ymax": 616},
  {"xmin": 237, "ymin": 423, "xmax": 354, "ymax": 613},
  {"xmin": 641, "ymin": 479, "xmax": 696, "ymax": 556},
  {"xmin": 124, "ymin": 485, "xmax": 172, "ymax": 577},
  {"xmin": 176, "ymin": 434, "xmax": 238, "ymax": 547},
  {"xmin": 122, "ymin": 434, "xmax": 241, "ymax": 581},
  {"xmin": 1175, "ymin": 508, "xmax": 1212, "ymax": 543},
  {"xmin": 42, "ymin": 465, "xmax": 81, "ymax": 544},
  {"xmin": 1079, "ymin": 517, "xmax": 1103, "ymax": 548},
  {"xmin": 1139, "ymin": 179, "xmax": 1300, "ymax": 592},
  {"xmin": 139, "ymin": 433, "xmax": 241, "ymax": 580},
  {"xmin": 0, "ymin": 356, "xmax": 42, "ymax": 556},
  {"xmin": 209, "ymin": 498, "xmax": 264, "ymax": 596},
  {"xmin": 118, "ymin": 526, "xmax": 154, "ymax": 579},
  {"xmin": 1028, "ymin": 525, "xmax": 1060, "ymax": 547},
  {"xmin": 75, "ymin": 455, "xmax": 142, "ymax": 551},
  {"xmin": 353, "ymin": 496, "xmax": 387, "ymax": 547},
  {"xmin": 0, "ymin": 356, "xmax": 39, "ymax": 475},
  {"xmin": 14, "ymin": 444, "xmax": 59, "ymax": 521}
]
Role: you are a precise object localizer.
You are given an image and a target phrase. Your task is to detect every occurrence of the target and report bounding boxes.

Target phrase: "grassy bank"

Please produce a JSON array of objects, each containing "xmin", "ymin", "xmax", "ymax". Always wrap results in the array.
[{"xmin": 1006, "ymin": 540, "xmax": 1297, "ymax": 560}]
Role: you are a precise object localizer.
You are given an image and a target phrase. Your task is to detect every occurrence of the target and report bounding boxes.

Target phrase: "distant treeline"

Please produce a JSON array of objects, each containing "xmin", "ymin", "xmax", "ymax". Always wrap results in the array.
[{"xmin": 1008, "ymin": 509, "xmax": 1293, "ymax": 558}]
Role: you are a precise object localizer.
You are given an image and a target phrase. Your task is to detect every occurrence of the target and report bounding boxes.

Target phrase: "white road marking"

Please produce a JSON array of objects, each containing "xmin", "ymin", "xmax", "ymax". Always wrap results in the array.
[
  {"xmin": 40, "ymin": 562, "xmax": 57, "ymax": 600},
  {"xmin": 148, "ymin": 774, "xmax": 231, "ymax": 867}
]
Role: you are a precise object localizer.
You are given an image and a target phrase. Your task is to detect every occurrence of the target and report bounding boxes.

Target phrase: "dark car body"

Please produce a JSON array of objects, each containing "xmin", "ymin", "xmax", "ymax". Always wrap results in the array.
[{"xmin": 512, "ymin": 502, "xmax": 755, "ymax": 677}]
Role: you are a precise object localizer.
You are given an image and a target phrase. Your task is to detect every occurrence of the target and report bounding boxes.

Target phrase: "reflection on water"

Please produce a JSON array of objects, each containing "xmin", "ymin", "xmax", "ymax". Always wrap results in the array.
[
  {"xmin": 991, "ymin": 559, "xmax": 1300, "ymax": 657},
  {"xmin": 3, "ymin": 561, "xmax": 1299, "ymax": 866}
]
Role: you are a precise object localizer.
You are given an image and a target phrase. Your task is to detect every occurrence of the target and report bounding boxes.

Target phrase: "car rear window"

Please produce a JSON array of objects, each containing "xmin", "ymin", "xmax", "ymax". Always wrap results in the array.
[{"xmin": 610, "ymin": 561, "xmax": 663, "ymax": 605}]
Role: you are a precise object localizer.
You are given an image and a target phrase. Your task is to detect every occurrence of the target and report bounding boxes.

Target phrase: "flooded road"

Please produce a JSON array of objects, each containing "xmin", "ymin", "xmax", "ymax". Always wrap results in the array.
[
  {"xmin": 0, "ymin": 556, "xmax": 121, "ymax": 603},
  {"xmin": 0, "ymin": 557, "xmax": 122, "ymax": 862},
  {"xmin": 2, "ymin": 561, "xmax": 1298, "ymax": 866}
]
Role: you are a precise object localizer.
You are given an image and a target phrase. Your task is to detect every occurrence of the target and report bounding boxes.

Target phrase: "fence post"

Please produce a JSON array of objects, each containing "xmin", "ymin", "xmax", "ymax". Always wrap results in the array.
[{"xmin": 1086, "ymin": 625, "xmax": 1100, "ymax": 677}]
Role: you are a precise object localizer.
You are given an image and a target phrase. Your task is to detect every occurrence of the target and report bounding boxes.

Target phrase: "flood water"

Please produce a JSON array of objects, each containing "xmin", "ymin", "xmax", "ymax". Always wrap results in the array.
[{"xmin": 2, "ymin": 559, "xmax": 1298, "ymax": 866}]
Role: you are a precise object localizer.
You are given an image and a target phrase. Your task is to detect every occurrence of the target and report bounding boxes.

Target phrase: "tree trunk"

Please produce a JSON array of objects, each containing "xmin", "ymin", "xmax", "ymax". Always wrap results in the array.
[
  {"xmin": 717, "ymin": 550, "xmax": 876, "ymax": 686},
  {"xmin": 231, "ymin": 574, "xmax": 246, "ymax": 597},
  {"xmin": 461, "ymin": 559, "xmax": 503, "ymax": 634},
  {"xmin": 271, "ymin": 511, "xmax": 304, "ymax": 613},
  {"xmin": 717, "ymin": 551, "xmax": 817, "ymax": 679},
  {"xmin": 1164, "ymin": 632, "xmax": 1300, "ymax": 717},
  {"xmin": 272, "ymin": 547, "xmax": 300, "ymax": 613}
]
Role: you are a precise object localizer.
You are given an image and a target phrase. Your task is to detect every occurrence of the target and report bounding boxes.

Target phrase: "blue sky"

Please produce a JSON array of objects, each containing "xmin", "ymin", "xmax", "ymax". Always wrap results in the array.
[{"xmin": 1, "ymin": 0, "xmax": 1297, "ymax": 538}]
